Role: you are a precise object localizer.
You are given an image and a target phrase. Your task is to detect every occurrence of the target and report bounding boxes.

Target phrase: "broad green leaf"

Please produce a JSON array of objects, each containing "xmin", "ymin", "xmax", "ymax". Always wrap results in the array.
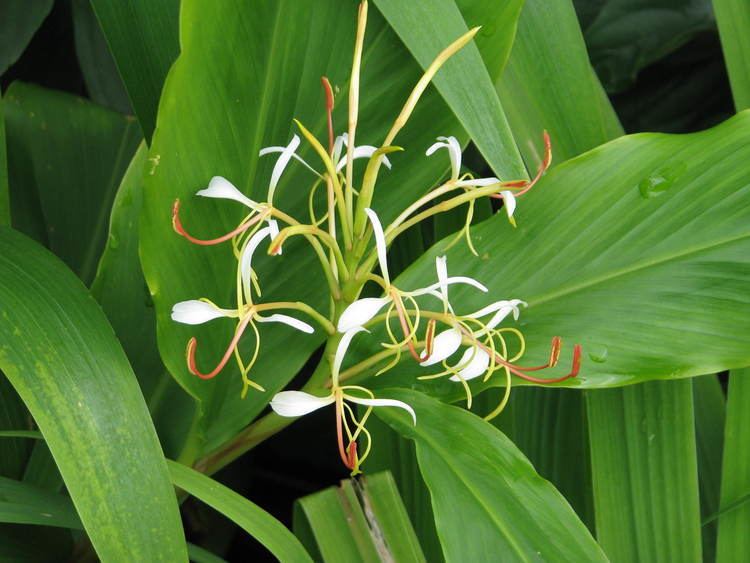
[
  {"xmin": 187, "ymin": 543, "xmax": 227, "ymax": 563},
  {"xmin": 0, "ymin": 228, "xmax": 186, "ymax": 561},
  {"xmin": 0, "ymin": 476, "xmax": 81, "ymax": 530},
  {"xmin": 497, "ymin": 0, "xmax": 622, "ymax": 166},
  {"xmin": 574, "ymin": 0, "xmax": 715, "ymax": 93},
  {"xmin": 168, "ymin": 460, "xmax": 310, "ymax": 563},
  {"xmin": 0, "ymin": 97, "xmax": 8, "ymax": 225},
  {"xmin": 90, "ymin": 0, "xmax": 180, "ymax": 139},
  {"xmin": 587, "ymin": 381, "xmax": 702, "ymax": 562},
  {"xmin": 374, "ymin": 389, "xmax": 605, "ymax": 561},
  {"xmin": 376, "ymin": 110, "xmax": 750, "ymax": 395},
  {"xmin": 141, "ymin": 0, "xmax": 526, "ymax": 453},
  {"xmin": 373, "ymin": 0, "xmax": 526, "ymax": 179},
  {"xmin": 714, "ymin": 0, "xmax": 750, "ymax": 110},
  {"xmin": 294, "ymin": 471, "xmax": 424, "ymax": 563},
  {"xmin": 0, "ymin": 0, "xmax": 53, "ymax": 75},
  {"xmin": 694, "ymin": 374, "xmax": 726, "ymax": 562},
  {"xmin": 22, "ymin": 441, "xmax": 63, "ymax": 492},
  {"xmin": 4, "ymin": 82, "xmax": 142, "ymax": 285},
  {"xmin": 71, "ymin": 0, "xmax": 133, "ymax": 115},
  {"xmin": 716, "ymin": 369, "xmax": 750, "ymax": 561}
]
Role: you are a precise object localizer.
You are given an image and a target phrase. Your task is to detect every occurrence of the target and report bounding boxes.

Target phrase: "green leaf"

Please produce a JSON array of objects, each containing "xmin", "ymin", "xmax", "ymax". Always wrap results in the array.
[
  {"xmin": 373, "ymin": 0, "xmax": 526, "ymax": 179},
  {"xmin": 714, "ymin": 0, "xmax": 750, "ymax": 110},
  {"xmin": 375, "ymin": 389, "xmax": 606, "ymax": 561},
  {"xmin": 22, "ymin": 441, "xmax": 63, "ymax": 493},
  {"xmin": 586, "ymin": 381, "xmax": 702, "ymax": 562},
  {"xmin": 0, "ymin": 378, "xmax": 31, "ymax": 480},
  {"xmin": 497, "ymin": 0, "xmax": 623, "ymax": 166},
  {"xmin": 0, "ymin": 476, "xmax": 82, "ymax": 530},
  {"xmin": 574, "ymin": 0, "xmax": 715, "ymax": 93},
  {"xmin": 187, "ymin": 543, "xmax": 227, "ymax": 563},
  {"xmin": 716, "ymin": 369, "xmax": 750, "ymax": 560},
  {"xmin": 0, "ymin": 524, "xmax": 73, "ymax": 562},
  {"xmin": 379, "ymin": 110, "xmax": 750, "ymax": 395},
  {"xmin": 5, "ymin": 82, "xmax": 142, "ymax": 285},
  {"xmin": 141, "ymin": 0, "xmax": 525, "ymax": 453},
  {"xmin": 167, "ymin": 460, "xmax": 310, "ymax": 563},
  {"xmin": 0, "ymin": 97, "xmax": 9, "ymax": 225},
  {"xmin": 694, "ymin": 374, "xmax": 726, "ymax": 562},
  {"xmin": 0, "ymin": 227, "xmax": 186, "ymax": 561},
  {"xmin": 90, "ymin": 0, "xmax": 180, "ymax": 139},
  {"xmin": 0, "ymin": 0, "xmax": 53, "ymax": 75},
  {"xmin": 71, "ymin": 0, "xmax": 133, "ymax": 115},
  {"xmin": 294, "ymin": 471, "xmax": 424, "ymax": 563}
]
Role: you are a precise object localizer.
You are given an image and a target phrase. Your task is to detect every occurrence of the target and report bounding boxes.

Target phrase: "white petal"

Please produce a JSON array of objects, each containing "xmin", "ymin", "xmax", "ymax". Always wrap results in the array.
[
  {"xmin": 255, "ymin": 313, "xmax": 314, "ymax": 334},
  {"xmin": 467, "ymin": 299, "xmax": 526, "ymax": 320},
  {"xmin": 335, "ymin": 145, "xmax": 393, "ymax": 172},
  {"xmin": 450, "ymin": 347, "xmax": 490, "ymax": 381},
  {"xmin": 171, "ymin": 300, "xmax": 232, "ymax": 325},
  {"xmin": 333, "ymin": 327, "xmax": 368, "ymax": 384},
  {"xmin": 425, "ymin": 136, "xmax": 462, "ymax": 180},
  {"xmin": 365, "ymin": 208, "xmax": 390, "ymax": 286},
  {"xmin": 196, "ymin": 176, "xmax": 259, "ymax": 209},
  {"xmin": 267, "ymin": 135, "xmax": 301, "ymax": 202},
  {"xmin": 337, "ymin": 297, "xmax": 391, "ymax": 332},
  {"xmin": 240, "ymin": 226, "xmax": 273, "ymax": 296},
  {"xmin": 436, "ymin": 255, "xmax": 448, "ymax": 298},
  {"xmin": 407, "ymin": 276, "xmax": 488, "ymax": 297},
  {"xmin": 347, "ymin": 396, "xmax": 417, "ymax": 425},
  {"xmin": 425, "ymin": 140, "xmax": 448, "ymax": 156},
  {"xmin": 332, "ymin": 132, "xmax": 348, "ymax": 163},
  {"xmin": 267, "ymin": 218, "xmax": 281, "ymax": 255},
  {"xmin": 420, "ymin": 327, "xmax": 462, "ymax": 366},
  {"xmin": 259, "ymin": 146, "xmax": 320, "ymax": 177},
  {"xmin": 455, "ymin": 177, "xmax": 500, "ymax": 188},
  {"xmin": 270, "ymin": 391, "xmax": 335, "ymax": 417},
  {"xmin": 502, "ymin": 190, "xmax": 517, "ymax": 218}
]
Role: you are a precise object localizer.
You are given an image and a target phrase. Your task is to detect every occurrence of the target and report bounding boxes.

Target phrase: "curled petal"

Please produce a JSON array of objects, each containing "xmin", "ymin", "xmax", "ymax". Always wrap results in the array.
[
  {"xmin": 259, "ymin": 145, "xmax": 320, "ymax": 177},
  {"xmin": 335, "ymin": 146, "xmax": 392, "ymax": 172},
  {"xmin": 346, "ymin": 395, "xmax": 417, "ymax": 425},
  {"xmin": 332, "ymin": 132, "xmax": 348, "ymax": 163},
  {"xmin": 267, "ymin": 135, "xmax": 301, "ymax": 203},
  {"xmin": 454, "ymin": 177, "xmax": 500, "ymax": 188},
  {"xmin": 240, "ymin": 226, "xmax": 274, "ymax": 296},
  {"xmin": 267, "ymin": 219, "xmax": 282, "ymax": 255},
  {"xmin": 426, "ymin": 136, "xmax": 462, "ymax": 180},
  {"xmin": 333, "ymin": 327, "xmax": 369, "ymax": 385},
  {"xmin": 196, "ymin": 176, "xmax": 259, "ymax": 210},
  {"xmin": 467, "ymin": 299, "xmax": 526, "ymax": 321},
  {"xmin": 171, "ymin": 300, "xmax": 233, "ymax": 325},
  {"xmin": 435, "ymin": 255, "xmax": 448, "ymax": 306},
  {"xmin": 407, "ymin": 276, "xmax": 488, "ymax": 298},
  {"xmin": 420, "ymin": 327, "xmax": 462, "ymax": 366},
  {"xmin": 364, "ymin": 208, "xmax": 390, "ymax": 286},
  {"xmin": 270, "ymin": 390, "xmax": 335, "ymax": 417},
  {"xmin": 501, "ymin": 190, "xmax": 517, "ymax": 220},
  {"xmin": 255, "ymin": 313, "xmax": 314, "ymax": 334},
  {"xmin": 450, "ymin": 347, "xmax": 490, "ymax": 381},
  {"xmin": 337, "ymin": 297, "xmax": 391, "ymax": 332}
]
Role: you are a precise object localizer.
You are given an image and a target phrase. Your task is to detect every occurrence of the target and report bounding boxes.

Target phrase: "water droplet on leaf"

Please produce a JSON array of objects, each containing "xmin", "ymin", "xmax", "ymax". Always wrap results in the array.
[{"xmin": 588, "ymin": 345, "xmax": 608, "ymax": 363}]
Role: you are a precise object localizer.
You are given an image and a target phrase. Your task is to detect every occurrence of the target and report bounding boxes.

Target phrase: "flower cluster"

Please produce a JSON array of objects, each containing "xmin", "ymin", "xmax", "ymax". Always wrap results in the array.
[{"xmin": 170, "ymin": 1, "xmax": 579, "ymax": 474}]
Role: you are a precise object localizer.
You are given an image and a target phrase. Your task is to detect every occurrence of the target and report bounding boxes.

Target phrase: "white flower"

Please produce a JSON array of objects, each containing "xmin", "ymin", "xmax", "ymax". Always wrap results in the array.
[
  {"xmin": 171, "ymin": 298, "xmax": 313, "ymax": 333},
  {"xmin": 336, "ymin": 212, "xmax": 487, "ymax": 332},
  {"xmin": 196, "ymin": 176, "xmax": 261, "ymax": 210},
  {"xmin": 450, "ymin": 347, "xmax": 491, "ymax": 381},
  {"xmin": 426, "ymin": 135, "xmax": 500, "ymax": 187},
  {"xmin": 270, "ymin": 327, "xmax": 416, "ymax": 423}
]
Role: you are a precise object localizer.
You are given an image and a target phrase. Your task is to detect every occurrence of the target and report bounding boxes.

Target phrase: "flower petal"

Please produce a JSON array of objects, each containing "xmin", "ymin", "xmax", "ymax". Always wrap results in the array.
[
  {"xmin": 255, "ymin": 313, "xmax": 314, "ymax": 334},
  {"xmin": 425, "ymin": 136, "xmax": 462, "ymax": 180},
  {"xmin": 259, "ymin": 146, "xmax": 320, "ymax": 177},
  {"xmin": 333, "ymin": 327, "xmax": 368, "ymax": 385},
  {"xmin": 407, "ymin": 276, "xmax": 488, "ymax": 297},
  {"xmin": 240, "ymin": 226, "xmax": 273, "ymax": 297},
  {"xmin": 335, "ymin": 145, "xmax": 393, "ymax": 172},
  {"xmin": 332, "ymin": 132, "xmax": 348, "ymax": 163},
  {"xmin": 337, "ymin": 297, "xmax": 391, "ymax": 332},
  {"xmin": 267, "ymin": 135, "xmax": 301, "ymax": 203},
  {"xmin": 455, "ymin": 177, "xmax": 500, "ymax": 188},
  {"xmin": 267, "ymin": 218, "xmax": 281, "ymax": 254},
  {"xmin": 171, "ymin": 300, "xmax": 233, "ymax": 325},
  {"xmin": 450, "ymin": 347, "xmax": 490, "ymax": 382},
  {"xmin": 365, "ymin": 208, "xmax": 390, "ymax": 286},
  {"xmin": 270, "ymin": 390, "xmax": 335, "ymax": 417},
  {"xmin": 196, "ymin": 176, "xmax": 259, "ymax": 209},
  {"xmin": 502, "ymin": 190, "xmax": 517, "ymax": 219},
  {"xmin": 467, "ymin": 299, "xmax": 526, "ymax": 321},
  {"xmin": 346, "ymin": 396, "xmax": 417, "ymax": 425},
  {"xmin": 420, "ymin": 327, "xmax": 462, "ymax": 366}
]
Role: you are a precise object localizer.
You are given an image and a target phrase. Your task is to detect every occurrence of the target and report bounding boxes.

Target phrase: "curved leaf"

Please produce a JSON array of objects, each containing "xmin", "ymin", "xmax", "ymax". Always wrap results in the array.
[
  {"xmin": 0, "ymin": 0, "xmax": 52, "ymax": 75},
  {"xmin": 374, "ymin": 389, "xmax": 606, "ymax": 561},
  {"xmin": 378, "ymin": 110, "xmax": 750, "ymax": 394},
  {"xmin": 0, "ymin": 227, "xmax": 186, "ymax": 561},
  {"xmin": 168, "ymin": 460, "xmax": 311, "ymax": 563},
  {"xmin": 714, "ymin": 0, "xmax": 750, "ymax": 111},
  {"xmin": 0, "ymin": 476, "xmax": 82, "ymax": 530}
]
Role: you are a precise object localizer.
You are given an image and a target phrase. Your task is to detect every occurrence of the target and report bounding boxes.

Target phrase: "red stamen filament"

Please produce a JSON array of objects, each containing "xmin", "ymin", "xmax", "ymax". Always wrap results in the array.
[
  {"xmin": 490, "ymin": 130, "xmax": 552, "ymax": 199},
  {"xmin": 335, "ymin": 398, "xmax": 355, "ymax": 470},
  {"xmin": 186, "ymin": 315, "xmax": 253, "ymax": 380},
  {"xmin": 392, "ymin": 291, "xmax": 421, "ymax": 362},
  {"xmin": 172, "ymin": 199, "xmax": 261, "ymax": 246},
  {"xmin": 321, "ymin": 77, "xmax": 335, "ymax": 156},
  {"xmin": 422, "ymin": 319, "xmax": 437, "ymax": 361}
]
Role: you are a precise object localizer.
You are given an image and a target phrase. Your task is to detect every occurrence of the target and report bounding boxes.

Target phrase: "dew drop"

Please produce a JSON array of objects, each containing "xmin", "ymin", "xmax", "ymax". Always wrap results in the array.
[
  {"xmin": 588, "ymin": 345, "xmax": 608, "ymax": 363},
  {"xmin": 637, "ymin": 162, "xmax": 687, "ymax": 199}
]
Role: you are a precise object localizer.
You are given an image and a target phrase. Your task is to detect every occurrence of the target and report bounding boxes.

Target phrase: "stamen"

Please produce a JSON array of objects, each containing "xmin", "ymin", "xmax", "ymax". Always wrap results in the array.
[
  {"xmin": 172, "ymin": 199, "xmax": 260, "ymax": 245},
  {"xmin": 422, "ymin": 319, "xmax": 437, "ymax": 360},
  {"xmin": 334, "ymin": 395, "xmax": 352, "ymax": 469},
  {"xmin": 489, "ymin": 131, "xmax": 552, "ymax": 200},
  {"xmin": 347, "ymin": 441, "xmax": 358, "ymax": 471},
  {"xmin": 392, "ymin": 290, "xmax": 421, "ymax": 362},
  {"xmin": 186, "ymin": 316, "xmax": 253, "ymax": 379},
  {"xmin": 321, "ymin": 77, "xmax": 335, "ymax": 155}
]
